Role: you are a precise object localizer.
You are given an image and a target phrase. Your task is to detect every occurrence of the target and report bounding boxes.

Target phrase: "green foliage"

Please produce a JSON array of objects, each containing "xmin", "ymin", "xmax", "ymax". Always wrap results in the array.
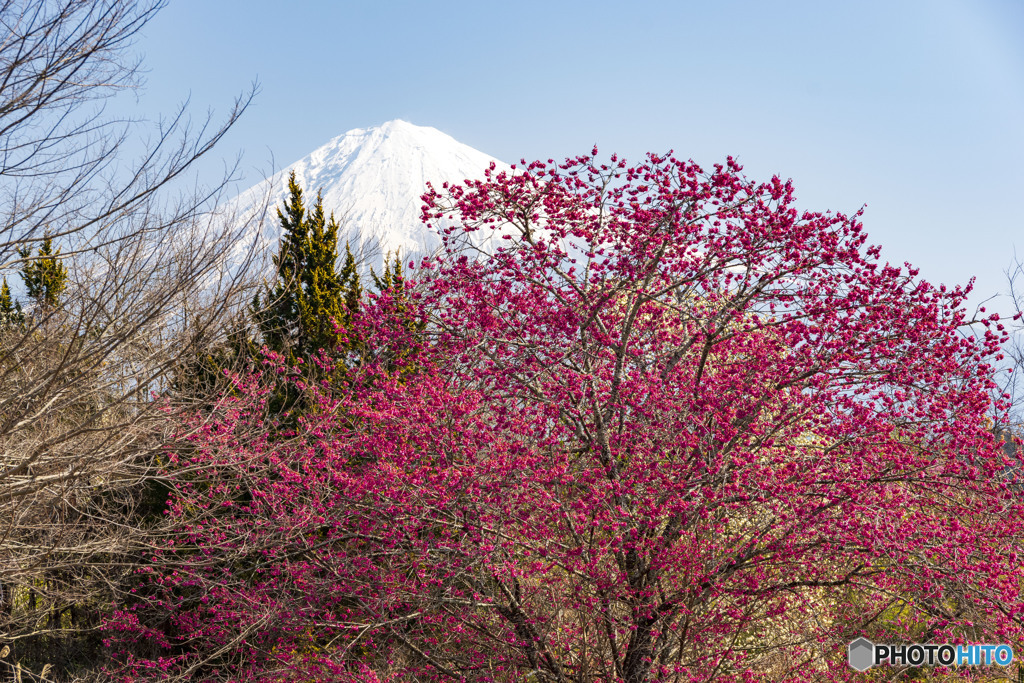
[
  {"xmin": 174, "ymin": 175, "xmax": 427, "ymax": 423},
  {"xmin": 340, "ymin": 243, "xmax": 362, "ymax": 320},
  {"xmin": 0, "ymin": 277, "xmax": 23, "ymax": 326},
  {"xmin": 371, "ymin": 251, "xmax": 424, "ymax": 377},
  {"xmin": 254, "ymin": 171, "xmax": 362, "ymax": 362},
  {"xmin": 255, "ymin": 171, "xmax": 308, "ymax": 354},
  {"xmin": 173, "ymin": 173, "xmax": 368, "ymax": 420},
  {"xmin": 244, "ymin": 173, "xmax": 368, "ymax": 423},
  {"xmin": 18, "ymin": 234, "xmax": 68, "ymax": 310},
  {"xmin": 297, "ymin": 198, "xmax": 356, "ymax": 358}
]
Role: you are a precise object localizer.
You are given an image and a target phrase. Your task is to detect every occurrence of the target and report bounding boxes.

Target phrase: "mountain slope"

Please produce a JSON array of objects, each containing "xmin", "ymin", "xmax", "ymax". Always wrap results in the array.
[{"xmin": 229, "ymin": 120, "xmax": 509, "ymax": 272}]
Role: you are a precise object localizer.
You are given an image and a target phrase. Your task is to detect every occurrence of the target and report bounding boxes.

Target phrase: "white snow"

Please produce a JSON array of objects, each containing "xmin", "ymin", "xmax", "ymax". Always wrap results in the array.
[{"xmin": 226, "ymin": 120, "xmax": 510, "ymax": 275}]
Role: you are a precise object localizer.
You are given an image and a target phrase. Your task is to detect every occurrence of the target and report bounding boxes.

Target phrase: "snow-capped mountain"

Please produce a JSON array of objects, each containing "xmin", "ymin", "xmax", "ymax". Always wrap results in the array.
[{"xmin": 228, "ymin": 120, "xmax": 510, "ymax": 273}]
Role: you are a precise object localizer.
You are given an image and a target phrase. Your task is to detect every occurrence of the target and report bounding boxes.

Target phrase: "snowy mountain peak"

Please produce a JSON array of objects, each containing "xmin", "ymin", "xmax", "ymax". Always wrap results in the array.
[{"xmin": 230, "ymin": 120, "xmax": 509, "ymax": 272}]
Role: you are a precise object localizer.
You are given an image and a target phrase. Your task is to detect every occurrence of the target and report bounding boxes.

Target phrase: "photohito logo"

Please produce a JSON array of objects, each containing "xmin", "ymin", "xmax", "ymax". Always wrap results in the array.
[{"xmin": 848, "ymin": 638, "xmax": 1014, "ymax": 671}]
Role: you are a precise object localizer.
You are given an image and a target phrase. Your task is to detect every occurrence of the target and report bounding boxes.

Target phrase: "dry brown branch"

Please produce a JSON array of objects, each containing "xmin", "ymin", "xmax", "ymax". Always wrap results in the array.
[{"xmin": 0, "ymin": 1, "xmax": 266, "ymax": 679}]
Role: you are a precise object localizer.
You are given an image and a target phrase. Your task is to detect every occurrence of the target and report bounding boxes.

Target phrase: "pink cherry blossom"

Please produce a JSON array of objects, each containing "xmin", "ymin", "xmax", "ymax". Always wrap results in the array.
[{"xmin": 106, "ymin": 151, "xmax": 1023, "ymax": 683}]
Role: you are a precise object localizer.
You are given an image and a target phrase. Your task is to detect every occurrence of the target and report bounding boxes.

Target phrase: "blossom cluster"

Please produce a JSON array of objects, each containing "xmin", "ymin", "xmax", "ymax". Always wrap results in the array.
[{"xmin": 105, "ymin": 151, "xmax": 1022, "ymax": 683}]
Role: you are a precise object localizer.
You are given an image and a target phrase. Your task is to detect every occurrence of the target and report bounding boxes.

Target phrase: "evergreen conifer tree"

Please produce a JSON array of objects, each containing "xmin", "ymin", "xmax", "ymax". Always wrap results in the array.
[
  {"xmin": 18, "ymin": 234, "xmax": 68, "ymax": 311},
  {"xmin": 297, "ymin": 194, "xmax": 352, "ymax": 356},
  {"xmin": 255, "ymin": 171, "xmax": 309, "ymax": 354},
  {"xmin": 0, "ymin": 277, "xmax": 23, "ymax": 326},
  {"xmin": 255, "ymin": 172, "xmax": 363, "ymax": 362},
  {"xmin": 246, "ymin": 174, "xmax": 370, "ymax": 423},
  {"xmin": 340, "ymin": 243, "xmax": 362, "ymax": 321},
  {"xmin": 371, "ymin": 251, "xmax": 424, "ymax": 377}
]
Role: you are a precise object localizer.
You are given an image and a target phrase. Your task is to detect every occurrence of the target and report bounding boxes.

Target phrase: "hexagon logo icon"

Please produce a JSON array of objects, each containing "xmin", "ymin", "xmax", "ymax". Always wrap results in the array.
[{"xmin": 848, "ymin": 638, "xmax": 875, "ymax": 671}]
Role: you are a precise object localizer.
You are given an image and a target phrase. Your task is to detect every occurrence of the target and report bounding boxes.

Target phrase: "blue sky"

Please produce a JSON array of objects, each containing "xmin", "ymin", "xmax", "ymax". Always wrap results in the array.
[{"xmin": 129, "ymin": 0, "xmax": 1023, "ymax": 312}]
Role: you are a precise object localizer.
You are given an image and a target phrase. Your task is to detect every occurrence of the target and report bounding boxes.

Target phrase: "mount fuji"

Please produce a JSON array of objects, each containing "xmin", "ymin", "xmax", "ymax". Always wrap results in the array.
[{"xmin": 228, "ymin": 120, "xmax": 510, "ymax": 273}]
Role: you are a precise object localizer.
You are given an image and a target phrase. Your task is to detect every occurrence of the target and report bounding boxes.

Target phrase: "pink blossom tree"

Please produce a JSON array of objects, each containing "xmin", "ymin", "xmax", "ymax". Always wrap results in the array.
[{"xmin": 107, "ymin": 151, "xmax": 1024, "ymax": 682}]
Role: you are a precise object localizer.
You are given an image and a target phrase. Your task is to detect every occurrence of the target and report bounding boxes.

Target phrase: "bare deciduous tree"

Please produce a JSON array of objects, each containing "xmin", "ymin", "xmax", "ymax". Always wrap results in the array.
[{"xmin": 0, "ymin": 1, "xmax": 263, "ymax": 679}]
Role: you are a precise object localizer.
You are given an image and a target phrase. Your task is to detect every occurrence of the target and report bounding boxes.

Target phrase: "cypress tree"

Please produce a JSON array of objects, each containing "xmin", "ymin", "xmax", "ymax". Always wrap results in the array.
[
  {"xmin": 0, "ymin": 277, "xmax": 23, "ymax": 326},
  {"xmin": 18, "ymin": 234, "xmax": 68, "ymax": 310},
  {"xmin": 340, "ymin": 243, "xmax": 362, "ymax": 321},
  {"xmin": 297, "ymin": 193, "xmax": 349, "ymax": 357},
  {"xmin": 255, "ymin": 173, "xmax": 363, "ymax": 363},
  {"xmin": 371, "ymin": 252, "xmax": 423, "ymax": 377},
  {"xmin": 256, "ymin": 171, "xmax": 309, "ymax": 354},
  {"xmin": 248, "ymin": 175, "xmax": 370, "ymax": 423}
]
